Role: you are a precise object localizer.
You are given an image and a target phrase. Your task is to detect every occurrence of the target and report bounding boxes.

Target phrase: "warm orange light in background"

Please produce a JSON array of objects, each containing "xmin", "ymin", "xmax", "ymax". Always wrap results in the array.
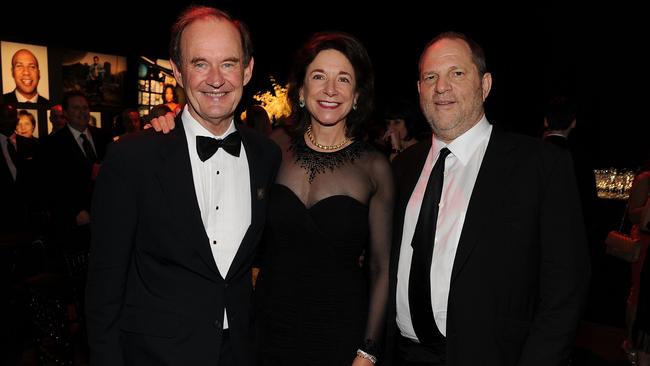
[
  {"xmin": 594, "ymin": 168, "xmax": 635, "ymax": 200},
  {"xmin": 252, "ymin": 75, "xmax": 291, "ymax": 122}
]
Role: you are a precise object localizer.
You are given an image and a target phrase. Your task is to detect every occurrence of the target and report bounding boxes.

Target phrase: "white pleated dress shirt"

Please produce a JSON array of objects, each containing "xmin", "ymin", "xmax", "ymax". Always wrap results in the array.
[{"xmin": 183, "ymin": 107, "xmax": 251, "ymax": 329}]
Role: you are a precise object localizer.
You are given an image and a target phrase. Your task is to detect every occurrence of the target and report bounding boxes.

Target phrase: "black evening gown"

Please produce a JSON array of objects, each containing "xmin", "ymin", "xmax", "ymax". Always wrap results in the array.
[{"xmin": 255, "ymin": 136, "xmax": 393, "ymax": 366}]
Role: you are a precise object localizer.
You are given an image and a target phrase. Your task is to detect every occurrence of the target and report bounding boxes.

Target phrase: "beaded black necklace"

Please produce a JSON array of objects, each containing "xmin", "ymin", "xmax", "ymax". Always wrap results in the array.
[{"xmin": 291, "ymin": 137, "xmax": 367, "ymax": 183}]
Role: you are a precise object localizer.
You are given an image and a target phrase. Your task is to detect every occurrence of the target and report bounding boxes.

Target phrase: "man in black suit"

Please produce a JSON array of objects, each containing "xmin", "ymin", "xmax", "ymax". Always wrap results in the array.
[
  {"xmin": 0, "ymin": 102, "xmax": 30, "ymax": 366},
  {"xmin": 1, "ymin": 103, "xmax": 24, "ymax": 236},
  {"xmin": 85, "ymin": 6, "xmax": 281, "ymax": 366},
  {"xmin": 2, "ymin": 49, "xmax": 49, "ymax": 104},
  {"xmin": 42, "ymin": 91, "xmax": 111, "ymax": 254},
  {"xmin": 0, "ymin": 103, "xmax": 19, "ymax": 229},
  {"xmin": 385, "ymin": 32, "xmax": 590, "ymax": 366},
  {"xmin": 543, "ymin": 96, "xmax": 598, "ymax": 244},
  {"xmin": 48, "ymin": 104, "xmax": 66, "ymax": 134},
  {"xmin": 0, "ymin": 102, "xmax": 40, "ymax": 236}
]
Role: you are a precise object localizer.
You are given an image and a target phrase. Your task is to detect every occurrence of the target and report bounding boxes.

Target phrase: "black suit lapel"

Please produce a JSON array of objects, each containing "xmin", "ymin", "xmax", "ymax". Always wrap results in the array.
[
  {"xmin": 155, "ymin": 121, "xmax": 220, "ymax": 279},
  {"xmin": 450, "ymin": 128, "xmax": 516, "ymax": 282},
  {"xmin": 391, "ymin": 140, "xmax": 432, "ymax": 256},
  {"xmin": 88, "ymin": 127, "xmax": 107, "ymax": 160},
  {"xmin": 2, "ymin": 92, "xmax": 17, "ymax": 103},
  {"xmin": 61, "ymin": 127, "xmax": 89, "ymax": 163},
  {"xmin": 389, "ymin": 140, "xmax": 432, "ymax": 307}
]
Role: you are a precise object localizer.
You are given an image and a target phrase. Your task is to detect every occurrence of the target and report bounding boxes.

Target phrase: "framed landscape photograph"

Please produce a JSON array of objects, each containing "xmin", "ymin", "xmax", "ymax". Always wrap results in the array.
[{"xmin": 62, "ymin": 50, "xmax": 126, "ymax": 107}]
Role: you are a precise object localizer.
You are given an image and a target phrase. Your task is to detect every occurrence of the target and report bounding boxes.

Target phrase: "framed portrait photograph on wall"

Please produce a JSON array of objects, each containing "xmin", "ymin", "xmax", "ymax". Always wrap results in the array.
[
  {"xmin": 1, "ymin": 41, "xmax": 50, "ymax": 105},
  {"xmin": 62, "ymin": 50, "xmax": 126, "ymax": 107},
  {"xmin": 16, "ymin": 108, "xmax": 39, "ymax": 138}
]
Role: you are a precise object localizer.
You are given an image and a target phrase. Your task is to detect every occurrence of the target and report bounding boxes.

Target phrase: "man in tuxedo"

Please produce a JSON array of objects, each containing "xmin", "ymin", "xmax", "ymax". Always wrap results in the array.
[
  {"xmin": 85, "ymin": 6, "xmax": 281, "ymax": 366},
  {"xmin": 2, "ymin": 49, "xmax": 49, "ymax": 104},
  {"xmin": 385, "ymin": 32, "xmax": 590, "ymax": 366}
]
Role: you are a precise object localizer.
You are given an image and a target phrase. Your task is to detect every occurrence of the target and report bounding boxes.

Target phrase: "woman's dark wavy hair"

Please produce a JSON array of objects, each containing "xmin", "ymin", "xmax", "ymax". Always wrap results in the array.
[
  {"xmin": 163, "ymin": 84, "xmax": 179, "ymax": 103},
  {"xmin": 382, "ymin": 98, "xmax": 420, "ymax": 140},
  {"xmin": 286, "ymin": 31, "xmax": 374, "ymax": 139},
  {"xmin": 169, "ymin": 5, "xmax": 253, "ymax": 69}
]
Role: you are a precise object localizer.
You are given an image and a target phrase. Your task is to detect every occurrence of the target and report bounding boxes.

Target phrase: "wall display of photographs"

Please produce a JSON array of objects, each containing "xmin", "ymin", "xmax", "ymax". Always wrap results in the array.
[{"xmin": 138, "ymin": 57, "xmax": 178, "ymax": 117}]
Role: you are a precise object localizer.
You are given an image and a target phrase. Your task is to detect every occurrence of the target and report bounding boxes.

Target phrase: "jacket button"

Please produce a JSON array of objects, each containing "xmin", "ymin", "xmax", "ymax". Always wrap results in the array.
[{"xmin": 224, "ymin": 282, "xmax": 229, "ymax": 288}]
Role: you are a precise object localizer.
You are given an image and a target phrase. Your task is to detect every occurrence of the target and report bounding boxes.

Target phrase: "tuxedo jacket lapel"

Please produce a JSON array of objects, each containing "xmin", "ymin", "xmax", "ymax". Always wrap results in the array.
[
  {"xmin": 155, "ymin": 122, "xmax": 220, "ymax": 279},
  {"xmin": 153, "ymin": 121, "xmax": 269, "ymax": 282},
  {"xmin": 226, "ymin": 127, "xmax": 265, "ymax": 280},
  {"xmin": 450, "ymin": 128, "xmax": 516, "ymax": 282}
]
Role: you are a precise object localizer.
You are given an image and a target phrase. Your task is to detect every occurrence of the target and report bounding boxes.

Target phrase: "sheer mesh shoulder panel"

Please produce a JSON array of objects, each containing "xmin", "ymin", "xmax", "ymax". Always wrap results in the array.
[{"xmin": 362, "ymin": 146, "xmax": 394, "ymax": 353}]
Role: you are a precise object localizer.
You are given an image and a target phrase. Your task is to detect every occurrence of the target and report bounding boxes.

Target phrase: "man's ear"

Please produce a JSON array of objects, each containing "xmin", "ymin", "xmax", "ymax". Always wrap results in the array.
[
  {"xmin": 243, "ymin": 57, "xmax": 254, "ymax": 86},
  {"xmin": 171, "ymin": 59, "xmax": 183, "ymax": 88},
  {"xmin": 481, "ymin": 72, "xmax": 492, "ymax": 101}
]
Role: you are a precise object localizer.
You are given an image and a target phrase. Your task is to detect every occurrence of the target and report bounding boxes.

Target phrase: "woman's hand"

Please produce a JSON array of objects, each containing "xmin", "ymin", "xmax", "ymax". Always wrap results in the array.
[{"xmin": 351, "ymin": 355, "xmax": 375, "ymax": 366}]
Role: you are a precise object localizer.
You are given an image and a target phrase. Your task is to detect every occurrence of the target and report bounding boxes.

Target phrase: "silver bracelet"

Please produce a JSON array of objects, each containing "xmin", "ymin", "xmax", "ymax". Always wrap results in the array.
[{"xmin": 356, "ymin": 349, "xmax": 377, "ymax": 364}]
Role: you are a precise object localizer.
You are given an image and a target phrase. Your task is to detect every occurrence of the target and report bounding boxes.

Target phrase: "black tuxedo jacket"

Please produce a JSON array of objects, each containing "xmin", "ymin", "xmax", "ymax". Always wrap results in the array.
[
  {"xmin": 86, "ymin": 120, "xmax": 281, "ymax": 365},
  {"xmin": 385, "ymin": 128, "xmax": 590, "ymax": 366},
  {"xmin": 2, "ymin": 90, "xmax": 50, "ymax": 104}
]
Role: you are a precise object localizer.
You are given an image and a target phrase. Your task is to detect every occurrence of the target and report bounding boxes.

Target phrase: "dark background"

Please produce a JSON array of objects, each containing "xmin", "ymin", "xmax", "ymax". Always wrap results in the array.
[{"xmin": 1, "ymin": 1, "xmax": 646, "ymax": 168}]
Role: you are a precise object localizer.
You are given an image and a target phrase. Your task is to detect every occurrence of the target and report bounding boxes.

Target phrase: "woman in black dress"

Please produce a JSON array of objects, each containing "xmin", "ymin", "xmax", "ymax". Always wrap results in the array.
[{"xmin": 254, "ymin": 32, "xmax": 393, "ymax": 366}]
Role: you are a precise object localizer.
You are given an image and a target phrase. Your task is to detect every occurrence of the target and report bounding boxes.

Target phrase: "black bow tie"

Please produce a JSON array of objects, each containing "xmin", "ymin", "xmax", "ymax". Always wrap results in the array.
[{"xmin": 196, "ymin": 132, "xmax": 241, "ymax": 161}]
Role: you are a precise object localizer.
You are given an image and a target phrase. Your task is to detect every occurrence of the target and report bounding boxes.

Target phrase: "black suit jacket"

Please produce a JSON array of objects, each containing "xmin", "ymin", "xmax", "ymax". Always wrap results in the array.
[
  {"xmin": 0, "ymin": 134, "xmax": 40, "ymax": 233},
  {"xmin": 2, "ymin": 90, "xmax": 50, "ymax": 104},
  {"xmin": 43, "ymin": 126, "xmax": 111, "ymax": 242},
  {"xmin": 1, "ymin": 136, "xmax": 22, "ymax": 231},
  {"xmin": 385, "ymin": 127, "xmax": 590, "ymax": 366},
  {"xmin": 85, "ymin": 120, "xmax": 281, "ymax": 365},
  {"xmin": 543, "ymin": 134, "xmax": 599, "ymax": 244}
]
